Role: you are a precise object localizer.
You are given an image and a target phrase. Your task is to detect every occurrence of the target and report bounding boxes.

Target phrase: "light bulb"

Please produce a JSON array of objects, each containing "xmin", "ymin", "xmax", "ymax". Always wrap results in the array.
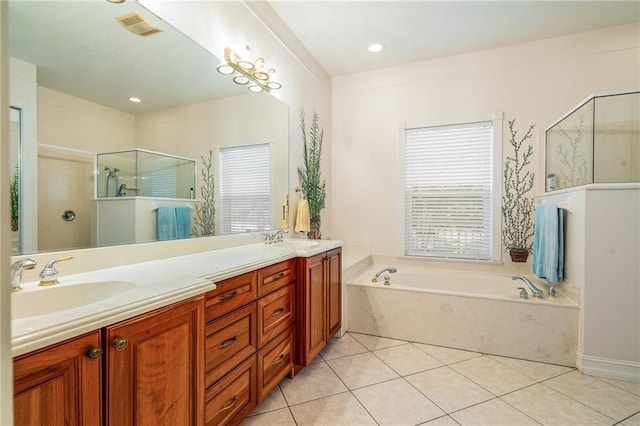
[
  {"xmin": 237, "ymin": 45, "xmax": 255, "ymax": 70},
  {"xmin": 232, "ymin": 73, "xmax": 249, "ymax": 85},
  {"xmin": 266, "ymin": 69, "xmax": 281, "ymax": 90}
]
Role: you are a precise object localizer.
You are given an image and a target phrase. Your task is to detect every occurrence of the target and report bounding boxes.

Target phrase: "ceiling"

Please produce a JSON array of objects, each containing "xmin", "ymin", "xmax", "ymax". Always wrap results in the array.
[{"xmin": 267, "ymin": 1, "xmax": 640, "ymax": 76}]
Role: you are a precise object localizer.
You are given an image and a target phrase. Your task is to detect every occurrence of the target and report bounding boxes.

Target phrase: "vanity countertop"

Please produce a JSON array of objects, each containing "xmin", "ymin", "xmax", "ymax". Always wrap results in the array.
[{"xmin": 12, "ymin": 239, "xmax": 342, "ymax": 357}]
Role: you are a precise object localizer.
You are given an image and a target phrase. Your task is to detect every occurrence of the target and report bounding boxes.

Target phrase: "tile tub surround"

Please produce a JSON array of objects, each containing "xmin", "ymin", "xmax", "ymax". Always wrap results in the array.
[
  {"xmin": 11, "ymin": 239, "xmax": 342, "ymax": 357},
  {"xmin": 347, "ymin": 266, "xmax": 579, "ymax": 366},
  {"xmin": 245, "ymin": 332, "xmax": 640, "ymax": 425}
]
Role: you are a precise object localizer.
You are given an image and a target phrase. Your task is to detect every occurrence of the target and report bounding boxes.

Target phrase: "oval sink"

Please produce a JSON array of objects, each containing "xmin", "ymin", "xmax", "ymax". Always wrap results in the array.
[
  {"xmin": 278, "ymin": 240, "xmax": 321, "ymax": 249},
  {"xmin": 12, "ymin": 280, "xmax": 136, "ymax": 319}
]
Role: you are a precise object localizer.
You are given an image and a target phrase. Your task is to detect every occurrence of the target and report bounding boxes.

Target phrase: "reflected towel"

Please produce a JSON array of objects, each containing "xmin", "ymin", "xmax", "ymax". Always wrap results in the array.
[
  {"xmin": 157, "ymin": 207, "xmax": 177, "ymax": 241},
  {"xmin": 175, "ymin": 206, "xmax": 191, "ymax": 239},
  {"xmin": 532, "ymin": 203, "xmax": 566, "ymax": 283},
  {"xmin": 294, "ymin": 198, "xmax": 310, "ymax": 233}
]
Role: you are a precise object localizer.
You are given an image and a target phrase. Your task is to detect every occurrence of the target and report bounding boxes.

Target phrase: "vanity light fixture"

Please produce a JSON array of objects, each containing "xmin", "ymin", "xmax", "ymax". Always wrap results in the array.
[{"xmin": 216, "ymin": 46, "xmax": 282, "ymax": 93}]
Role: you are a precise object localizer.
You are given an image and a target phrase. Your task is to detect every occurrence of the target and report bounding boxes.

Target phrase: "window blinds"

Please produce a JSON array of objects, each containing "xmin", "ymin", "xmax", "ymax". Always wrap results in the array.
[
  {"xmin": 404, "ymin": 122, "xmax": 493, "ymax": 260},
  {"xmin": 219, "ymin": 143, "xmax": 271, "ymax": 234}
]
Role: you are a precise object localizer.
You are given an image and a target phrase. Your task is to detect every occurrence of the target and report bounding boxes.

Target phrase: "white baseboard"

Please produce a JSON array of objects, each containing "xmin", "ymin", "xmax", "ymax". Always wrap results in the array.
[{"xmin": 577, "ymin": 352, "xmax": 640, "ymax": 383}]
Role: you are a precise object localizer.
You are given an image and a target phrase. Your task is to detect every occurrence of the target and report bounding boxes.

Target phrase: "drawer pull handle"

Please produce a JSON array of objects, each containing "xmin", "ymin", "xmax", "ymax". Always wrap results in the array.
[
  {"xmin": 218, "ymin": 336, "xmax": 238, "ymax": 349},
  {"xmin": 271, "ymin": 272, "xmax": 285, "ymax": 281},
  {"xmin": 218, "ymin": 395, "xmax": 238, "ymax": 414},
  {"xmin": 271, "ymin": 353, "xmax": 285, "ymax": 365},
  {"xmin": 271, "ymin": 308, "xmax": 285, "ymax": 317},
  {"xmin": 86, "ymin": 346, "xmax": 103, "ymax": 360},
  {"xmin": 218, "ymin": 290, "xmax": 238, "ymax": 301},
  {"xmin": 326, "ymin": 254, "xmax": 339, "ymax": 261},
  {"xmin": 113, "ymin": 337, "xmax": 128, "ymax": 351}
]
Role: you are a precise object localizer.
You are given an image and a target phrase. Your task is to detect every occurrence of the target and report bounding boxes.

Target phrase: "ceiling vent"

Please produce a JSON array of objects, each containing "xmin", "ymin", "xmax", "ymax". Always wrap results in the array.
[{"xmin": 116, "ymin": 12, "xmax": 163, "ymax": 37}]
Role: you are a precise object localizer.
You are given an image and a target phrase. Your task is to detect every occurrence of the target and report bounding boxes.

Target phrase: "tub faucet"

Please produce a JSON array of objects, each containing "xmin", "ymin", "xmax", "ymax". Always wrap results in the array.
[
  {"xmin": 39, "ymin": 256, "xmax": 73, "ymax": 286},
  {"xmin": 512, "ymin": 275, "xmax": 543, "ymax": 298},
  {"xmin": 264, "ymin": 229, "xmax": 288, "ymax": 244},
  {"xmin": 372, "ymin": 266, "xmax": 397, "ymax": 283},
  {"xmin": 11, "ymin": 259, "xmax": 37, "ymax": 292}
]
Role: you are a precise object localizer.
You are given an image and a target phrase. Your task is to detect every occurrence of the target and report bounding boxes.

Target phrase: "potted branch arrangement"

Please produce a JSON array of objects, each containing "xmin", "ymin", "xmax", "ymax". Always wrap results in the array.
[
  {"xmin": 297, "ymin": 110, "xmax": 326, "ymax": 240},
  {"xmin": 192, "ymin": 150, "xmax": 215, "ymax": 237},
  {"xmin": 502, "ymin": 119, "xmax": 535, "ymax": 262},
  {"xmin": 10, "ymin": 166, "xmax": 19, "ymax": 232}
]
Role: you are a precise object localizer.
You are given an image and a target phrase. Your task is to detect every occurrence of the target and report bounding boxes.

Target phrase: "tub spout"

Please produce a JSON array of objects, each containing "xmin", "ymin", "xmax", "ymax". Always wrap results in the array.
[
  {"xmin": 512, "ymin": 275, "xmax": 543, "ymax": 298},
  {"xmin": 372, "ymin": 266, "xmax": 397, "ymax": 283}
]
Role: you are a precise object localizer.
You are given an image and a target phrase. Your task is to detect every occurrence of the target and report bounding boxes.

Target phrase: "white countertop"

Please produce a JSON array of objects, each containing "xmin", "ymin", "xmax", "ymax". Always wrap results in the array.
[{"xmin": 11, "ymin": 240, "xmax": 342, "ymax": 357}]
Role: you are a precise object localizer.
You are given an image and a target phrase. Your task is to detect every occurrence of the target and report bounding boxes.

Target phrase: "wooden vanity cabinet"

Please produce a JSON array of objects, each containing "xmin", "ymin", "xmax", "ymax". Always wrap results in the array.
[
  {"xmin": 104, "ymin": 296, "xmax": 204, "ymax": 426},
  {"xmin": 13, "ymin": 331, "xmax": 102, "ymax": 426},
  {"xmin": 296, "ymin": 247, "xmax": 342, "ymax": 368}
]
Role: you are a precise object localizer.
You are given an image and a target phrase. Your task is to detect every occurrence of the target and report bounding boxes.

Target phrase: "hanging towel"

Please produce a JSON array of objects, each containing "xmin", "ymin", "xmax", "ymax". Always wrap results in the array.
[
  {"xmin": 175, "ymin": 206, "xmax": 192, "ymax": 239},
  {"xmin": 294, "ymin": 198, "xmax": 310, "ymax": 233},
  {"xmin": 532, "ymin": 203, "xmax": 566, "ymax": 283},
  {"xmin": 157, "ymin": 207, "xmax": 177, "ymax": 241}
]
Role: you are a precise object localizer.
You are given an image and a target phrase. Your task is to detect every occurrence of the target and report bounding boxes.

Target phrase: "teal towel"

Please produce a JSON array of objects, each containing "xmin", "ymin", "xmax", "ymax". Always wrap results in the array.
[
  {"xmin": 532, "ymin": 203, "xmax": 566, "ymax": 283},
  {"xmin": 175, "ymin": 207, "xmax": 191, "ymax": 239},
  {"xmin": 157, "ymin": 207, "xmax": 177, "ymax": 241}
]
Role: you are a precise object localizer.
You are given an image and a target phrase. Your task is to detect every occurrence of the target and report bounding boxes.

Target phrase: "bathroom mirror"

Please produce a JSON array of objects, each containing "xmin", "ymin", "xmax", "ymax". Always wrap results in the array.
[{"xmin": 9, "ymin": 0, "xmax": 289, "ymax": 254}]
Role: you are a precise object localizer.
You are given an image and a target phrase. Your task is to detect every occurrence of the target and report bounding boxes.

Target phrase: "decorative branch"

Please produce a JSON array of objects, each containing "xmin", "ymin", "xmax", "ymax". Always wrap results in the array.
[
  {"xmin": 502, "ymin": 119, "xmax": 535, "ymax": 253},
  {"xmin": 555, "ymin": 113, "xmax": 589, "ymax": 188},
  {"xmin": 10, "ymin": 165, "xmax": 19, "ymax": 231},
  {"xmin": 192, "ymin": 150, "xmax": 215, "ymax": 237},
  {"xmin": 297, "ymin": 109, "xmax": 326, "ymax": 239}
]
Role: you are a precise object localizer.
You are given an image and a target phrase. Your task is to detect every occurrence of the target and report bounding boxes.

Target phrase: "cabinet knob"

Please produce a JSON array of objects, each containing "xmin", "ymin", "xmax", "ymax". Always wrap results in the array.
[
  {"xmin": 112, "ymin": 337, "xmax": 129, "ymax": 351},
  {"xmin": 86, "ymin": 346, "xmax": 104, "ymax": 360}
]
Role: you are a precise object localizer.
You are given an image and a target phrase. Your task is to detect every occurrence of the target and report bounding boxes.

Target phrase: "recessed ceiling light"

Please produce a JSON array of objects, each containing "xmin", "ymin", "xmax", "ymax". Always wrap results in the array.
[
  {"xmin": 128, "ymin": 97, "xmax": 142, "ymax": 103},
  {"xmin": 368, "ymin": 43, "xmax": 384, "ymax": 54}
]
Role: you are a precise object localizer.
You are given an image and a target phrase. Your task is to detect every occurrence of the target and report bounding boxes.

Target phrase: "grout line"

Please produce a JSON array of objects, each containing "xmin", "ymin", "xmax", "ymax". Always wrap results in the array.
[{"xmin": 538, "ymin": 380, "xmax": 621, "ymax": 424}]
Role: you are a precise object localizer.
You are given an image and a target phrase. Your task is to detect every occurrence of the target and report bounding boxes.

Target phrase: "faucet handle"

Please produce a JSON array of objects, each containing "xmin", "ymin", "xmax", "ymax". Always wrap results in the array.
[
  {"xmin": 39, "ymin": 256, "xmax": 73, "ymax": 286},
  {"xmin": 517, "ymin": 287, "xmax": 529, "ymax": 299}
]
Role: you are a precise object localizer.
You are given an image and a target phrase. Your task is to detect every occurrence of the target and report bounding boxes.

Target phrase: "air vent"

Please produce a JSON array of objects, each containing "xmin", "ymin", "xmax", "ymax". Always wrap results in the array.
[{"xmin": 116, "ymin": 12, "xmax": 163, "ymax": 37}]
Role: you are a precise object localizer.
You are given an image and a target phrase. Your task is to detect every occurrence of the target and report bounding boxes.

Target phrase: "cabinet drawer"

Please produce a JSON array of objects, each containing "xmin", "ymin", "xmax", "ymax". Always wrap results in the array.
[
  {"xmin": 257, "ymin": 259, "xmax": 296, "ymax": 297},
  {"xmin": 205, "ymin": 356, "xmax": 257, "ymax": 426},
  {"xmin": 205, "ymin": 303, "xmax": 257, "ymax": 388},
  {"xmin": 257, "ymin": 327, "xmax": 294, "ymax": 402},
  {"xmin": 205, "ymin": 271, "xmax": 257, "ymax": 322},
  {"xmin": 257, "ymin": 284, "xmax": 294, "ymax": 348}
]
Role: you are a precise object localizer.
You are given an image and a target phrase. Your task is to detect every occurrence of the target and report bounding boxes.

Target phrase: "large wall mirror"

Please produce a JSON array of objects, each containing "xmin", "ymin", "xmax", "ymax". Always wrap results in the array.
[{"xmin": 9, "ymin": 0, "xmax": 289, "ymax": 255}]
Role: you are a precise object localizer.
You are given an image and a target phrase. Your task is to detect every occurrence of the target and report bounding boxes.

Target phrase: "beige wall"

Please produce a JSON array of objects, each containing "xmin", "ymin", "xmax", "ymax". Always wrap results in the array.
[{"xmin": 331, "ymin": 23, "xmax": 640, "ymax": 260}]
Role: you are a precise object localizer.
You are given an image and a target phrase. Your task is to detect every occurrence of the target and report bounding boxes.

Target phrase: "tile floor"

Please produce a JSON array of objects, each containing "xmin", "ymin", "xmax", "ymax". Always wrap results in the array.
[{"xmin": 243, "ymin": 332, "xmax": 640, "ymax": 426}]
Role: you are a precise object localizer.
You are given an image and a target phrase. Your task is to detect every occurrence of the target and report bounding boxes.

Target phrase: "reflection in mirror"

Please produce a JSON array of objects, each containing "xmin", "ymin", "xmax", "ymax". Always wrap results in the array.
[
  {"xmin": 9, "ymin": 0, "xmax": 289, "ymax": 255},
  {"xmin": 9, "ymin": 107, "xmax": 21, "ymax": 255}
]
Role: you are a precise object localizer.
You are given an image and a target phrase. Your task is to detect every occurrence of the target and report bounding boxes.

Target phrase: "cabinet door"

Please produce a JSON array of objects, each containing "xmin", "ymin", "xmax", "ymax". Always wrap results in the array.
[
  {"xmin": 326, "ymin": 248, "xmax": 342, "ymax": 339},
  {"xmin": 105, "ymin": 296, "xmax": 204, "ymax": 426},
  {"xmin": 14, "ymin": 331, "xmax": 102, "ymax": 426},
  {"xmin": 298, "ymin": 253, "xmax": 327, "ymax": 366}
]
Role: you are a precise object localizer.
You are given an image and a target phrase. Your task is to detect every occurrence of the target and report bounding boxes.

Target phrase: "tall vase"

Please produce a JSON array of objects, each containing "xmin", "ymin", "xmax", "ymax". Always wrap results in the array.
[{"xmin": 307, "ymin": 220, "xmax": 321, "ymax": 240}]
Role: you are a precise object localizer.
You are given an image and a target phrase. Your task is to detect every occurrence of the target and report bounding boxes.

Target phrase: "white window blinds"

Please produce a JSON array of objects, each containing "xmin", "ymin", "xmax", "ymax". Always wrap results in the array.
[
  {"xmin": 219, "ymin": 143, "xmax": 271, "ymax": 234},
  {"xmin": 404, "ymin": 121, "xmax": 494, "ymax": 260}
]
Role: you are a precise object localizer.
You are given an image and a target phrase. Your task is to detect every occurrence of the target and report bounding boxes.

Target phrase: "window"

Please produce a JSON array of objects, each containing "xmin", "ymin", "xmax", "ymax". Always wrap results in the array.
[
  {"xmin": 219, "ymin": 143, "xmax": 271, "ymax": 233},
  {"xmin": 404, "ymin": 120, "xmax": 500, "ymax": 260}
]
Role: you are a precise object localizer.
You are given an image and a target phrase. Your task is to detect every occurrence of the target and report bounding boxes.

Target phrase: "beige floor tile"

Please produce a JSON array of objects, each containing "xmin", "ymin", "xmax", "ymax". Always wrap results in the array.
[
  {"xmin": 350, "ymin": 332, "xmax": 408, "ymax": 350},
  {"xmin": 544, "ymin": 371, "xmax": 640, "ymax": 421},
  {"xmin": 489, "ymin": 355, "xmax": 573, "ymax": 382},
  {"xmin": 373, "ymin": 343, "xmax": 443, "ymax": 376},
  {"xmin": 352, "ymin": 378, "xmax": 445, "ymax": 425},
  {"xmin": 598, "ymin": 377, "xmax": 640, "ymax": 396},
  {"xmin": 241, "ymin": 407, "xmax": 296, "ymax": 425},
  {"xmin": 249, "ymin": 385, "xmax": 287, "ymax": 415},
  {"xmin": 280, "ymin": 361, "xmax": 348, "ymax": 405},
  {"xmin": 502, "ymin": 383, "xmax": 614, "ymax": 425},
  {"xmin": 423, "ymin": 416, "xmax": 461, "ymax": 425},
  {"xmin": 405, "ymin": 366, "xmax": 493, "ymax": 413},
  {"xmin": 623, "ymin": 411, "xmax": 640, "ymax": 426},
  {"xmin": 321, "ymin": 333, "xmax": 368, "ymax": 361},
  {"xmin": 451, "ymin": 398, "xmax": 539, "ymax": 426},
  {"xmin": 327, "ymin": 352, "xmax": 399, "ymax": 389},
  {"xmin": 414, "ymin": 343, "xmax": 483, "ymax": 365},
  {"xmin": 289, "ymin": 392, "xmax": 377, "ymax": 425},
  {"xmin": 450, "ymin": 356, "xmax": 536, "ymax": 396}
]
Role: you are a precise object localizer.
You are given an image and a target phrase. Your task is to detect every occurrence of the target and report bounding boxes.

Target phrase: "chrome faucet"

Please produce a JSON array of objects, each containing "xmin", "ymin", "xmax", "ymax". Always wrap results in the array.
[
  {"xmin": 39, "ymin": 256, "xmax": 73, "ymax": 286},
  {"xmin": 264, "ymin": 229, "xmax": 288, "ymax": 244},
  {"xmin": 10, "ymin": 259, "xmax": 37, "ymax": 292},
  {"xmin": 512, "ymin": 275, "xmax": 543, "ymax": 298},
  {"xmin": 372, "ymin": 266, "xmax": 397, "ymax": 283}
]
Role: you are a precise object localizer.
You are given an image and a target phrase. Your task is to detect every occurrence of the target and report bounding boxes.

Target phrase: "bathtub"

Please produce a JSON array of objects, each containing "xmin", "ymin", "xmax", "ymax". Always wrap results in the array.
[{"xmin": 347, "ymin": 265, "xmax": 579, "ymax": 366}]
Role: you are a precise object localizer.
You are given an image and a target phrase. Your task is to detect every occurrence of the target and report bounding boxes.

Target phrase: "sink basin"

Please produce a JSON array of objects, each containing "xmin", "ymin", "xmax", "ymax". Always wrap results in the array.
[
  {"xmin": 12, "ymin": 280, "xmax": 136, "ymax": 319},
  {"xmin": 278, "ymin": 240, "xmax": 321, "ymax": 249}
]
